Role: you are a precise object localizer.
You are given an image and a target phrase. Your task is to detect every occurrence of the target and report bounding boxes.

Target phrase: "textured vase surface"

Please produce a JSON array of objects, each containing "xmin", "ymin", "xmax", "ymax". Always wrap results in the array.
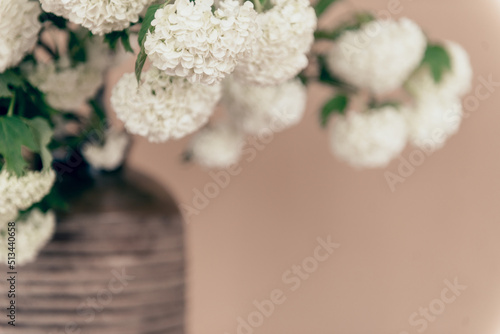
[{"xmin": 0, "ymin": 168, "xmax": 185, "ymax": 334}]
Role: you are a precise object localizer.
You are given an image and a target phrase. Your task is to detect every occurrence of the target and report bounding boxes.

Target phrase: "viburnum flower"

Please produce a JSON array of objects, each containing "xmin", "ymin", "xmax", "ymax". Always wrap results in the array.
[
  {"xmin": 223, "ymin": 78, "xmax": 307, "ymax": 134},
  {"xmin": 406, "ymin": 41, "xmax": 473, "ymax": 99},
  {"xmin": 0, "ymin": 0, "xmax": 42, "ymax": 72},
  {"xmin": 0, "ymin": 209, "xmax": 56, "ymax": 266},
  {"xmin": 329, "ymin": 106, "xmax": 408, "ymax": 168},
  {"xmin": 25, "ymin": 57, "xmax": 104, "ymax": 110},
  {"xmin": 144, "ymin": 0, "xmax": 259, "ymax": 85},
  {"xmin": 111, "ymin": 68, "xmax": 221, "ymax": 143},
  {"xmin": 405, "ymin": 95, "xmax": 463, "ymax": 151},
  {"xmin": 0, "ymin": 169, "xmax": 56, "ymax": 221},
  {"xmin": 39, "ymin": 0, "xmax": 155, "ymax": 35},
  {"xmin": 327, "ymin": 18, "xmax": 426, "ymax": 95},
  {"xmin": 233, "ymin": 0, "xmax": 317, "ymax": 86},
  {"xmin": 189, "ymin": 122, "xmax": 245, "ymax": 168},
  {"xmin": 82, "ymin": 130, "xmax": 130, "ymax": 171}
]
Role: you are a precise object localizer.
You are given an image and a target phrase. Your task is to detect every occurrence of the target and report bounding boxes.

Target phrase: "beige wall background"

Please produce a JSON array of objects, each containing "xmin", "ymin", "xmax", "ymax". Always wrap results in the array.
[{"xmin": 109, "ymin": 0, "xmax": 500, "ymax": 333}]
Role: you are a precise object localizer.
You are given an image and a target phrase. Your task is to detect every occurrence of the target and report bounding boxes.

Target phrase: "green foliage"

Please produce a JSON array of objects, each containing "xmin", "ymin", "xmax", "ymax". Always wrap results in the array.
[
  {"xmin": 25, "ymin": 118, "xmax": 54, "ymax": 170},
  {"xmin": 136, "ymin": 3, "xmax": 162, "ymax": 83},
  {"xmin": 0, "ymin": 117, "xmax": 37, "ymax": 175},
  {"xmin": 104, "ymin": 30, "xmax": 134, "ymax": 53},
  {"xmin": 420, "ymin": 44, "xmax": 452, "ymax": 83},
  {"xmin": 314, "ymin": 0, "xmax": 340, "ymax": 17},
  {"xmin": 320, "ymin": 94, "xmax": 348, "ymax": 127},
  {"xmin": 0, "ymin": 70, "xmax": 24, "ymax": 98},
  {"xmin": 68, "ymin": 31, "xmax": 87, "ymax": 65}
]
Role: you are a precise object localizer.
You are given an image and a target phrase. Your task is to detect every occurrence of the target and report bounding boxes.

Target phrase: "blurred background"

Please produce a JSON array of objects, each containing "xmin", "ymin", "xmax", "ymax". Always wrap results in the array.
[{"xmin": 108, "ymin": 0, "xmax": 500, "ymax": 333}]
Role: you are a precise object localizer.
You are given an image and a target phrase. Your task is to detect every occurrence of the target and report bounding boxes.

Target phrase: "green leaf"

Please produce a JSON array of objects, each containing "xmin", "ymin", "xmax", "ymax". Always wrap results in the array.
[
  {"xmin": 135, "ymin": 47, "xmax": 148, "ymax": 84},
  {"xmin": 104, "ymin": 30, "xmax": 134, "ymax": 53},
  {"xmin": 135, "ymin": 3, "xmax": 161, "ymax": 83},
  {"xmin": 320, "ymin": 94, "xmax": 348, "ymax": 127},
  {"xmin": 0, "ymin": 116, "xmax": 37, "ymax": 176},
  {"xmin": 24, "ymin": 118, "xmax": 54, "ymax": 170},
  {"xmin": 314, "ymin": 0, "xmax": 339, "ymax": 16},
  {"xmin": 120, "ymin": 32, "xmax": 134, "ymax": 53},
  {"xmin": 421, "ymin": 44, "xmax": 452, "ymax": 83},
  {"xmin": 68, "ymin": 31, "xmax": 87, "ymax": 65},
  {"xmin": 0, "ymin": 70, "xmax": 24, "ymax": 97},
  {"xmin": 138, "ymin": 4, "xmax": 161, "ymax": 47}
]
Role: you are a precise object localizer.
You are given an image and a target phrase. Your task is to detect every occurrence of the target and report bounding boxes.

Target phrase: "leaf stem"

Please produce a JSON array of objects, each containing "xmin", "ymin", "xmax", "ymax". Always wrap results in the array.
[
  {"xmin": 7, "ymin": 92, "xmax": 15, "ymax": 117},
  {"xmin": 252, "ymin": 0, "xmax": 263, "ymax": 12}
]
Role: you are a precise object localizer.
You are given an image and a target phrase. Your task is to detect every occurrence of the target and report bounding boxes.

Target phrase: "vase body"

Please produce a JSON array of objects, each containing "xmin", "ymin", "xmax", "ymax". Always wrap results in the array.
[{"xmin": 0, "ymin": 168, "xmax": 185, "ymax": 334}]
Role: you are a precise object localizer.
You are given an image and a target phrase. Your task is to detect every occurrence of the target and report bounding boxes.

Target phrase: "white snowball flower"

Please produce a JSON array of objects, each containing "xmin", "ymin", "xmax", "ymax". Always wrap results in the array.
[
  {"xmin": 39, "ymin": 0, "xmax": 155, "ymax": 35},
  {"xmin": 406, "ymin": 41, "xmax": 473, "ymax": 99},
  {"xmin": 189, "ymin": 122, "xmax": 245, "ymax": 168},
  {"xmin": 329, "ymin": 106, "xmax": 408, "ymax": 168},
  {"xmin": 25, "ymin": 57, "xmax": 104, "ymax": 110},
  {"xmin": 0, "ymin": 209, "xmax": 56, "ymax": 266},
  {"xmin": 82, "ymin": 130, "xmax": 130, "ymax": 171},
  {"xmin": 144, "ymin": 0, "xmax": 259, "ymax": 85},
  {"xmin": 0, "ymin": 0, "xmax": 42, "ymax": 72},
  {"xmin": 405, "ymin": 95, "xmax": 463, "ymax": 151},
  {"xmin": 224, "ymin": 78, "xmax": 307, "ymax": 134},
  {"xmin": 111, "ymin": 68, "xmax": 221, "ymax": 143},
  {"xmin": 233, "ymin": 0, "xmax": 317, "ymax": 86},
  {"xmin": 326, "ymin": 18, "xmax": 426, "ymax": 95},
  {"xmin": 0, "ymin": 169, "xmax": 56, "ymax": 220}
]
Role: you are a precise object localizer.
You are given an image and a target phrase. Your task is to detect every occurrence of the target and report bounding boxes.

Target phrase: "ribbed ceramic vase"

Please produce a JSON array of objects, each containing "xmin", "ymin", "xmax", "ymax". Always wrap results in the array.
[{"xmin": 0, "ymin": 168, "xmax": 185, "ymax": 334}]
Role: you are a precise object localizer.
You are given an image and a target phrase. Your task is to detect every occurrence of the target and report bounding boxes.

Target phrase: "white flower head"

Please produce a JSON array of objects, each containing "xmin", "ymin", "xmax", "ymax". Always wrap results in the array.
[
  {"xmin": 0, "ymin": 0, "xmax": 42, "ymax": 72},
  {"xmin": 224, "ymin": 77, "xmax": 307, "ymax": 134},
  {"xmin": 189, "ymin": 121, "xmax": 245, "ymax": 169},
  {"xmin": 39, "ymin": 0, "xmax": 155, "ymax": 35},
  {"xmin": 0, "ymin": 209, "xmax": 56, "ymax": 266},
  {"xmin": 329, "ymin": 106, "xmax": 408, "ymax": 168},
  {"xmin": 111, "ymin": 67, "xmax": 221, "ymax": 143},
  {"xmin": 144, "ymin": 0, "xmax": 259, "ymax": 85},
  {"xmin": 233, "ymin": 0, "xmax": 317, "ymax": 86},
  {"xmin": 406, "ymin": 41, "xmax": 473, "ymax": 99},
  {"xmin": 26, "ymin": 58, "xmax": 104, "ymax": 110},
  {"xmin": 0, "ymin": 169, "xmax": 56, "ymax": 220},
  {"xmin": 405, "ymin": 95, "xmax": 463, "ymax": 151},
  {"xmin": 82, "ymin": 130, "xmax": 130, "ymax": 171},
  {"xmin": 327, "ymin": 18, "xmax": 426, "ymax": 95}
]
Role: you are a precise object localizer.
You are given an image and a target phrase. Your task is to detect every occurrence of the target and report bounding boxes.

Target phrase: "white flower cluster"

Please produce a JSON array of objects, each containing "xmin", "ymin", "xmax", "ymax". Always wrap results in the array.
[
  {"xmin": 0, "ymin": 169, "xmax": 56, "ymax": 222},
  {"xmin": 224, "ymin": 77, "xmax": 307, "ymax": 134},
  {"xmin": 405, "ymin": 41, "xmax": 472, "ymax": 150},
  {"xmin": 0, "ymin": 209, "xmax": 56, "ymax": 266},
  {"xmin": 233, "ymin": 0, "xmax": 317, "ymax": 86},
  {"xmin": 327, "ymin": 18, "xmax": 426, "ymax": 95},
  {"xmin": 189, "ymin": 122, "xmax": 244, "ymax": 168},
  {"xmin": 26, "ymin": 58, "xmax": 104, "ymax": 110},
  {"xmin": 145, "ymin": 0, "xmax": 259, "ymax": 85},
  {"xmin": 39, "ymin": 0, "xmax": 155, "ymax": 35},
  {"xmin": 82, "ymin": 130, "xmax": 130, "ymax": 171},
  {"xmin": 0, "ymin": 0, "xmax": 42, "ymax": 73},
  {"xmin": 111, "ymin": 68, "xmax": 221, "ymax": 143},
  {"xmin": 329, "ymin": 106, "xmax": 408, "ymax": 168},
  {"xmin": 25, "ymin": 37, "xmax": 110, "ymax": 110}
]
